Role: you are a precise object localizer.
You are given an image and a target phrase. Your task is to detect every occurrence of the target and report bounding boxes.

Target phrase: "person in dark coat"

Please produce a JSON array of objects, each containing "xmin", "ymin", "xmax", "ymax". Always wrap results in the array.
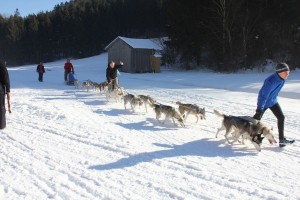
[
  {"xmin": 64, "ymin": 58, "xmax": 74, "ymax": 81},
  {"xmin": 253, "ymin": 62, "xmax": 294, "ymax": 147},
  {"xmin": 36, "ymin": 62, "xmax": 45, "ymax": 82},
  {"xmin": 106, "ymin": 60, "xmax": 123, "ymax": 91},
  {"xmin": 0, "ymin": 59, "xmax": 11, "ymax": 129}
]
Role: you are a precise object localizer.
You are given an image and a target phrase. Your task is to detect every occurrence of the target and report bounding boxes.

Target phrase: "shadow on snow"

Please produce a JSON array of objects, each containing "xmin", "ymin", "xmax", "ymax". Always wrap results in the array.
[{"xmin": 88, "ymin": 138, "xmax": 257, "ymax": 171}]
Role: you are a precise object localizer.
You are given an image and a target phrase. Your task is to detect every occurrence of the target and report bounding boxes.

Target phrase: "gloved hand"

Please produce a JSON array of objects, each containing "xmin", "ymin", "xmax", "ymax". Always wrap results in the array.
[{"xmin": 253, "ymin": 109, "xmax": 263, "ymax": 120}]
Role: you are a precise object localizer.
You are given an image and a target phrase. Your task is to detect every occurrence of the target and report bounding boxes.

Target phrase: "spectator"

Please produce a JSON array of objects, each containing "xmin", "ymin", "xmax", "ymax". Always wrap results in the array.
[
  {"xmin": 36, "ymin": 62, "xmax": 45, "ymax": 82},
  {"xmin": 64, "ymin": 58, "xmax": 74, "ymax": 81},
  {"xmin": 0, "ymin": 59, "xmax": 11, "ymax": 129}
]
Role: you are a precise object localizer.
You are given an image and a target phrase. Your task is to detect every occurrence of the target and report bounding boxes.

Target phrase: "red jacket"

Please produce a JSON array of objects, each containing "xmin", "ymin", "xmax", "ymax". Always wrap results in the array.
[
  {"xmin": 64, "ymin": 62, "xmax": 74, "ymax": 73},
  {"xmin": 36, "ymin": 64, "xmax": 45, "ymax": 73}
]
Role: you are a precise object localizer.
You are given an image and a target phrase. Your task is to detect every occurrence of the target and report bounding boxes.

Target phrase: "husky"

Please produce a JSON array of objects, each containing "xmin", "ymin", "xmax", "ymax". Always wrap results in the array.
[
  {"xmin": 90, "ymin": 82, "xmax": 100, "ymax": 92},
  {"xmin": 214, "ymin": 109, "xmax": 266, "ymax": 151},
  {"xmin": 137, "ymin": 94, "xmax": 156, "ymax": 112},
  {"xmin": 239, "ymin": 116, "xmax": 277, "ymax": 145},
  {"xmin": 99, "ymin": 81, "xmax": 109, "ymax": 93},
  {"xmin": 123, "ymin": 93, "xmax": 143, "ymax": 112},
  {"xmin": 176, "ymin": 101, "xmax": 206, "ymax": 123},
  {"xmin": 82, "ymin": 80, "xmax": 91, "ymax": 91},
  {"xmin": 74, "ymin": 79, "xmax": 80, "ymax": 89},
  {"xmin": 106, "ymin": 87, "xmax": 125, "ymax": 102},
  {"xmin": 154, "ymin": 103, "xmax": 185, "ymax": 127}
]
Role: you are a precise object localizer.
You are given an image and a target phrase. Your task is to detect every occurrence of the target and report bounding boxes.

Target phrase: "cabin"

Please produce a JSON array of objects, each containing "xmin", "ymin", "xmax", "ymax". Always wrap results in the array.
[{"xmin": 104, "ymin": 36, "xmax": 163, "ymax": 73}]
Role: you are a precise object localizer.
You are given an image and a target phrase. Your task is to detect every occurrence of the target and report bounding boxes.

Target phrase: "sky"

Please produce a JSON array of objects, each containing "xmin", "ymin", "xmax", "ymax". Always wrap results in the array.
[
  {"xmin": 0, "ymin": 53, "xmax": 299, "ymax": 199},
  {"xmin": 0, "ymin": 0, "xmax": 70, "ymax": 17}
]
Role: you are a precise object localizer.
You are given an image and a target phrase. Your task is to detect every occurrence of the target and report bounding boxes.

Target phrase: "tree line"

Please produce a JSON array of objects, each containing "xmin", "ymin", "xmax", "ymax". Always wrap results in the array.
[
  {"xmin": 0, "ymin": 0, "xmax": 165, "ymax": 66},
  {"xmin": 0, "ymin": 0, "xmax": 299, "ymax": 72}
]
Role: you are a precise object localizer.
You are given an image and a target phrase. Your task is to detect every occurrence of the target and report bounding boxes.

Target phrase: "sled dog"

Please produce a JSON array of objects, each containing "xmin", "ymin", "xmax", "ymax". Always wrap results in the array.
[
  {"xmin": 74, "ymin": 79, "xmax": 80, "ymax": 89},
  {"xmin": 82, "ymin": 80, "xmax": 91, "ymax": 91},
  {"xmin": 239, "ymin": 116, "xmax": 277, "ymax": 145},
  {"xmin": 137, "ymin": 94, "xmax": 156, "ymax": 112},
  {"xmin": 99, "ymin": 81, "xmax": 109, "ymax": 93},
  {"xmin": 176, "ymin": 101, "xmax": 206, "ymax": 123},
  {"xmin": 106, "ymin": 87, "xmax": 125, "ymax": 102},
  {"xmin": 90, "ymin": 82, "xmax": 100, "ymax": 92},
  {"xmin": 154, "ymin": 103, "xmax": 185, "ymax": 127},
  {"xmin": 214, "ymin": 109, "xmax": 266, "ymax": 151},
  {"xmin": 124, "ymin": 93, "xmax": 143, "ymax": 112}
]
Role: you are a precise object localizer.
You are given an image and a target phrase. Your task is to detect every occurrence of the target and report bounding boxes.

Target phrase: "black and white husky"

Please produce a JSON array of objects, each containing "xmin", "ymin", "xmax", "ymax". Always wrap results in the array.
[
  {"xmin": 154, "ymin": 103, "xmax": 185, "ymax": 127},
  {"xmin": 137, "ymin": 94, "xmax": 156, "ymax": 112},
  {"xmin": 214, "ymin": 110, "xmax": 276, "ymax": 151},
  {"xmin": 176, "ymin": 101, "xmax": 206, "ymax": 123},
  {"xmin": 124, "ymin": 93, "xmax": 143, "ymax": 112},
  {"xmin": 106, "ymin": 87, "xmax": 125, "ymax": 102}
]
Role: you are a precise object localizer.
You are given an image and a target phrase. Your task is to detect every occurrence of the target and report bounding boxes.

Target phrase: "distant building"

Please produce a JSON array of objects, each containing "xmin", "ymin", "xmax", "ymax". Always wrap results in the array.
[{"xmin": 104, "ymin": 36, "xmax": 163, "ymax": 73}]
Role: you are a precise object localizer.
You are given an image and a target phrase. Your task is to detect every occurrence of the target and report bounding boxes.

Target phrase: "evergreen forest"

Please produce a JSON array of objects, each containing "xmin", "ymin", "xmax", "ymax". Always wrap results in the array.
[{"xmin": 0, "ymin": 0, "xmax": 299, "ymax": 71}]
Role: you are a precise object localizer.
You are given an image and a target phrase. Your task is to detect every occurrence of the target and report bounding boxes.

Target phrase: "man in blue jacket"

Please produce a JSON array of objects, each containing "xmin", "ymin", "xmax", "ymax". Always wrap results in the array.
[{"xmin": 253, "ymin": 63, "xmax": 294, "ymax": 147}]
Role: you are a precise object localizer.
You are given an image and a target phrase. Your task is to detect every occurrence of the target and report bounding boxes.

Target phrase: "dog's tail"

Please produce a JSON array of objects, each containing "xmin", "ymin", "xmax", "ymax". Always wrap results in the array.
[{"xmin": 213, "ymin": 109, "xmax": 224, "ymax": 118}]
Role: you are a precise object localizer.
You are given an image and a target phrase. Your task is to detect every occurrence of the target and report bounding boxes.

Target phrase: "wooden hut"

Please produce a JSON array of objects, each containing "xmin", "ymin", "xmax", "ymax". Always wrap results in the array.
[{"xmin": 104, "ymin": 36, "xmax": 163, "ymax": 73}]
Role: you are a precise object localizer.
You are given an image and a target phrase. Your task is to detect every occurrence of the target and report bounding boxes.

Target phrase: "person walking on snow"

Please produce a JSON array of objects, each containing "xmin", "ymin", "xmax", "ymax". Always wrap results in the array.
[
  {"xmin": 64, "ymin": 58, "xmax": 74, "ymax": 81},
  {"xmin": 36, "ymin": 62, "xmax": 45, "ymax": 82},
  {"xmin": 253, "ymin": 62, "xmax": 294, "ymax": 147},
  {"xmin": 0, "ymin": 59, "xmax": 11, "ymax": 129}
]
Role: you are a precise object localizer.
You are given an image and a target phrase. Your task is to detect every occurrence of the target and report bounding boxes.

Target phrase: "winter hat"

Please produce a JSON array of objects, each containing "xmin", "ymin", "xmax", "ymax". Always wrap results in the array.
[{"xmin": 275, "ymin": 63, "xmax": 289, "ymax": 73}]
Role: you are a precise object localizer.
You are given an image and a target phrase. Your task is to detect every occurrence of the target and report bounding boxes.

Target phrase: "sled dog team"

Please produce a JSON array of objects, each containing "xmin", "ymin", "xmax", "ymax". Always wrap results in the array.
[{"xmin": 76, "ymin": 80, "xmax": 277, "ymax": 152}]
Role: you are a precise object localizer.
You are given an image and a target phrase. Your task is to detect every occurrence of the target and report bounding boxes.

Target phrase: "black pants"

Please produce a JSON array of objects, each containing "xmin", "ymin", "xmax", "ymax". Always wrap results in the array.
[
  {"xmin": 0, "ymin": 85, "xmax": 6, "ymax": 129},
  {"xmin": 253, "ymin": 103, "xmax": 285, "ymax": 141},
  {"xmin": 38, "ymin": 73, "xmax": 44, "ymax": 82}
]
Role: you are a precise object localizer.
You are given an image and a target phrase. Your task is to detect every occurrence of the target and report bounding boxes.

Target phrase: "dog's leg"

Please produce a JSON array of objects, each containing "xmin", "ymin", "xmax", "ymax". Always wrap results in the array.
[
  {"xmin": 225, "ymin": 126, "xmax": 234, "ymax": 144},
  {"xmin": 229, "ymin": 130, "xmax": 241, "ymax": 144},
  {"xmin": 162, "ymin": 113, "xmax": 171, "ymax": 125},
  {"xmin": 162, "ymin": 115, "xmax": 168, "ymax": 124},
  {"xmin": 251, "ymin": 141, "xmax": 262, "ymax": 152},
  {"xmin": 183, "ymin": 111, "xmax": 189, "ymax": 123},
  {"xmin": 156, "ymin": 113, "xmax": 162, "ymax": 123},
  {"xmin": 124, "ymin": 99, "xmax": 127, "ymax": 110},
  {"xmin": 171, "ymin": 117, "xmax": 178, "ymax": 126},
  {"xmin": 240, "ymin": 134, "xmax": 246, "ymax": 144},
  {"xmin": 216, "ymin": 123, "xmax": 225, "ymax": 138},
  {"xmin": 225, "ymin": 130, "xmax": 232, "ymax": 144},
  {"xmin": 131, "ymin": 103, "xmax": 135, "ymax": 112}
]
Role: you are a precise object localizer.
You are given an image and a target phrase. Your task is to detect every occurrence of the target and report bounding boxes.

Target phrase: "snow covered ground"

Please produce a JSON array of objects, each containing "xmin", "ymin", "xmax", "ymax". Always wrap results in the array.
[{"xmin": 1, "ymin": 53, "xmax": 300, "ymax": 200}]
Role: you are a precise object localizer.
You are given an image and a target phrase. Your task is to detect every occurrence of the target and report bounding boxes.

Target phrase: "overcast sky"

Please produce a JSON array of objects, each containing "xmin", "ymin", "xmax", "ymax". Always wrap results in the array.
[{"xmin": 0, "ymin": 0, "xmax": 70, "ymax": 17}]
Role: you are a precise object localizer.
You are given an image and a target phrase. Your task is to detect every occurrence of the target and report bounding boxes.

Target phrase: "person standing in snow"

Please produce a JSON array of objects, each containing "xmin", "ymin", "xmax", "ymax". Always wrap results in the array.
[
  {"xmin": 106, "ymin": 60, "xmax": 123, "ymax": 91},
  {"xmin": 36, "ymin": 62, "xmax": 45, "ymax": 82},
  {"xmin": 253, "ymin": 62, "xmax": 294, "ymax": 147},
  {"xmin": 0, "ymin": 60, "xmax": 11, "ymax": 129},
  {"xmin": 64, "ymin": 58, "xmax": 74, "ymax": 81}
]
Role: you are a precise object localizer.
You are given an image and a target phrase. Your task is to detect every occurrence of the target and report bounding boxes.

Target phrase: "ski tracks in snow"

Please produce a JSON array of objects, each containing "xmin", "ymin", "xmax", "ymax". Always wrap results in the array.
[{"xmin": 1, "ymin": 82, "xmax": 300, "ymax": 199}]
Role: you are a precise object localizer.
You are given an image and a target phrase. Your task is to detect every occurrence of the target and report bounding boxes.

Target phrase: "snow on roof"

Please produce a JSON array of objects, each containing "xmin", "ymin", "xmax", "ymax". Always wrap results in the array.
[{"xmin": 105, "ymin": 36, "xmax": 163, "ymax": 51}]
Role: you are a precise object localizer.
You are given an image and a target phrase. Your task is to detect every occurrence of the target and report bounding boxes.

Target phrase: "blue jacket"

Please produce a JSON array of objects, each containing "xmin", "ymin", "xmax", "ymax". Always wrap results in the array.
[{"xmin": 257, "ymin": 73, "xmax": 285, "ymax": 110}]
